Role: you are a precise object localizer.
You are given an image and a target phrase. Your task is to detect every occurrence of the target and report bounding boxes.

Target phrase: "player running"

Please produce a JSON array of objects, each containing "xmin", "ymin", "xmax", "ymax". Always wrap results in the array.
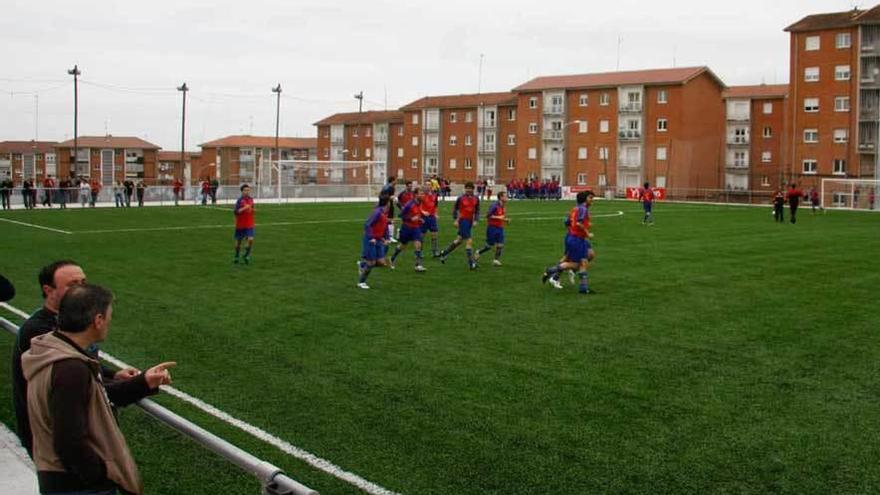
[
  {"xmin": 639, "ymin": 181, "xmax": 655, "ymax": 225},
  {"xmin": 542, "ymin": 190, "xmax": 596, "ymax": 294},
  {"xmin": 233, "ymin": 184, "xmax": 255, "ymax": 264},
  {"xmin": 380, "ymin": 177, "xmax": 397, "ymax": 242},
  {"xmin": 420, "ymin": 179, "xmax": 441, "ymax": 257},
  {"xmin": 389, "ymin": 188, "xmax": 427, "ymax": 272},
  {"xmin": 358, "ymin": 195, "xmax": 391, "ymax": 289},
  {"xmin": 439, "ymin": 181, "xmax": 480, "ymax": 270},
  {"xmin": 475, "ymin": 190, "xmax": 509, "ymax": 266}
]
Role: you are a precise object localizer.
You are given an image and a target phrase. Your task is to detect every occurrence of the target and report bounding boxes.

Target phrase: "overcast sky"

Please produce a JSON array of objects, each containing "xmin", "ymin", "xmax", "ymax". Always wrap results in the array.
[{"xmin": 0, "ymin": 0, "xmax": 862, "ymax": 151}]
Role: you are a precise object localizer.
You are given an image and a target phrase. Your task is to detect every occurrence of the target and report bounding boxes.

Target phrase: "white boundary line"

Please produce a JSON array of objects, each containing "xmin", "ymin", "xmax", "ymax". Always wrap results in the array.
[
  {"xmin": 0, "ymin": 217, "xmax": 72, "ymax": 235},
  {"xmin": 0, "ymin": 302, "xmax": 401, "ymax": 495},
  {"xmin": 518, "ymin": 211, "xmax": 625, "ymax": 221}
]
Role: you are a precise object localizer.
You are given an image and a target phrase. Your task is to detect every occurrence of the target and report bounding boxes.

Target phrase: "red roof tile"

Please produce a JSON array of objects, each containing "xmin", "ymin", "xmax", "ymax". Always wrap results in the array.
[
  {"xmin": 313, "ymin": 110, "xmax": 404, "ymax": 126},
  {"xmin": 722, "ymin": 84, "xmax": 789, "ymax": 99},
  {"xmin": 0, "ymin": 140, "xmax": 58, "ymax": 154},
  {"xmin": 199, "ymin": 135, "xmax": 317, "ymax": 149},
  {"xmin": 785, "ymin": 8, "xmax": 866, "ymax": 32},
  {"xmin": 55, "ymin": 136, "xmax": 160, "ymax": 150},
  {"xmin": 512, "ymin": 66, "xmax": 723, "ymax": 92},
  {"xmin": 399, "ymin": 92, "xmax": 517, "ymax": 111}
]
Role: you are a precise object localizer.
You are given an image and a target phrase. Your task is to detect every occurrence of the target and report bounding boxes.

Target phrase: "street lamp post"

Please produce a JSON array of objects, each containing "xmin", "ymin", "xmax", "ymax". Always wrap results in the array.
[
  {"xmin": 67, "ymin": 65, "xmax": 81, "ymax": 177},
  {"xmin": 177, "ymin": 83, "xmax": 188, "ymax": 186},
  {"xmin": 272, "ymin": 84, "xmax": 282, "ymax": 199}
]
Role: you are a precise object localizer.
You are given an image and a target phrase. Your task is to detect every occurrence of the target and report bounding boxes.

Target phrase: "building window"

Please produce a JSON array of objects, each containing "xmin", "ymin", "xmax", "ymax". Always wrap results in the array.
[
  {"xmin": 761, "ymin": 175, "xmax": 770, "ymax": 187},
  {"xmin": 657, "ymin": 90, "xmax": 668, "ymax": 104},
  {"xmin": 763, "ymin": 126, "xmax": 772, "ymax": 138},
  {"xmin": 657, "ymin": 119, "xmax": 668, "ymax": 132},
  {"xmin": 528, "ymin": 97, "xmax": 537, "ymax": 109},
  {"xmin": 833, "ymin": 128, "xmax": 849, "ymax": 143},
  {"xmin": 464, "ymin": 158, "xmax": 472, "ymax": 169},
  {"xmin": 508, "ymin": 108, "xmax": 516, "ymax": 121},
  {"xmin": 528, "ymin": 122, "xmax": 538, "ymax": 134},
  {"xmin": 734, "ymin": 151, "xmax": 747, "ymax": 167},
  {"xmin": 397, "ymin": 127, "xmax": 404, "ymax": 136},
  {"xmin": 805, "ymin": 35, "xmax": 820, "ymax": 51},
  {"xmin": 507, "ymin": 134, "xmax": 516, "ymax": 145},
  {"xmin": 599, "ymin": 120, "xmax": 609, "ymax": 133},
  {"xmin": 449, "ymin": 135, "xmax": 457, "ymax": 146},
  {"xmin": 598, "ymin": 174, "xmax": 607, "ymax": 186},
  {"xmin": 763, "ymin": 102, "xmax": 773, "ymax": 114},
  {"xmin": 656, "ymin": 175, "xmax": 666, "ymax": 188},
  {"xmin": 578, "ymin": 147, "xmax": 588, "ymax": 160},
  {"xmin": 528, "ymin": 147, "xmax": 537, "ymax": 160},
  {"xmin": 411, "ymin": 158, "xmax": 418, "ymax": 169},
  {"xmin": 833, "ymin": 159, "xmax": 847, "ymax": 175},
  {"xmin": 835, "ymin": 65, "xmax": 851, "ymax": 81},
  {"xmin": 577, "ymin": 173, "xmax": 587, "ymax": 185},
  {"xmin": 598, "ymin": 147, "xmax": 609, "ymax": 160},
  {"xmin": 352, "ymin": 127, "xmax": 359, "ymax": 137},
  {"xmin": 397, "ymin": 148, "xmax": 404, "ymax": 158},
  {"xmin": 504, "ymin": 159, "xmax": 513, "ymax": 170},
  {"xmin": 579, "ymin": 94, "xmax": 589, "ymax": 106},
  {"xmin": 804, "ymin": 67, "xmax": 819, "ymax": 82},
  {"xmin": 599, "ymin": 93, "xmax": 610, "ymax": 106},
  {"xmin": 365, "ymin": 148, "xmax": 371, "ymax": 158},
  {"xmin": 656, "ymin": 146, "xmax": 667, "ymax": 160},
  {"xmin": 836, "ymin": 32, "xmax": 851, "ymax": 49},
  {"xmin": 411, "ymin": 136, "xmax": 419, "ymax": 147},
  {"xmin": 323, "ymin": 149, "xmax": 329, "ymax": 158},
  {"xmin": 365, "ymin": 127, "xmax": 371, "ymax": 137},
  {"xmin": 449, "ymin": 112, "xmax": 457, "ymax": 123},
  {"xmin": 449, "ymin": 158, "xmax": 457, "ymax": 169},
  {"xmin": 578, "ymin": 121, "xmax": 588, "ymax": 133},
  {"xmin": 835, "ymin": 96, "xmax": 850, "ymax": 112},
  {"xmin": 803, "ymin": 129, "xmax": 819, "ymax": 143},
  {"xmin": 352, "ymin": 148, "xmax": 358, "ymax": 158},
  {"xmin": 465, "ymin": 135, "xmax": 473, "ymax": 146},
  {"xmin": 803, "ymin": 159, "xmax": 817, "ymax": 174},
  {"xmin": 804, "ymin": 98, "xmax": 819, "ymax": 112},
  {"xmin": 762, "ymin": 151, "xmax": 771, "ymax": 163}
]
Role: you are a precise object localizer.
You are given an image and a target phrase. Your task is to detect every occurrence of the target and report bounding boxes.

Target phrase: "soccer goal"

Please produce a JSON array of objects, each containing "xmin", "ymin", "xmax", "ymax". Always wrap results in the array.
[
  {"xmin": 273, "ymin": 160, "xmax": 387, "ymax": 202},
  {"xmin": 821, "ymin": 178, "xmax": 879, "ymax": 211}
]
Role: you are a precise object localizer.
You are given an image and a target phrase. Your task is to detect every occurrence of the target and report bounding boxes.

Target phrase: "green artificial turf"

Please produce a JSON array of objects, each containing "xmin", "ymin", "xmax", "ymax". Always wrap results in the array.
[{"xmin": 1, "ymin": 199, "xmax": 879, "ymax": 494}]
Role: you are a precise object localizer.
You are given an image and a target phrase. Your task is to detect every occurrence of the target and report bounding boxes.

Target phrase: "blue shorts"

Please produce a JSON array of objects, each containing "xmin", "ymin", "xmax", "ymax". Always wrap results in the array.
[
  {"xmin": 421, "ymin": 215, "xmax": 438, "ymax": 233},
  {"xmin": 457, "ymin": 219, "xmax": 473, "ymax": 239},
  {"xmin": 399, "ymin": 225, "xmax": 423, "ymax": 244},
  {"xmin": 564, "ymin": 234, "xmax": 591, "ymax": 262},
  {"xmin": 361, "ymin": 236, "xmax": 383, "ymax": 261},
  {"xmin": 234, "ymin": 227, "xmax": 254, "ymax": 240},
  {"xmin": 643, "ymin": 201, "xmax": 653, "ymax": 213},
  {"xmin": 486, "ymin": 226, "xmax": 505, "ymax": 245}
]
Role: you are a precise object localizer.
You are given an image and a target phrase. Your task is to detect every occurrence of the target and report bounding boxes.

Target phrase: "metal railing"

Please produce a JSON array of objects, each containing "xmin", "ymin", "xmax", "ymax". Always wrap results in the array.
[
  {"xmin": 542, "ymin": 130, "xmax": 563, "ymax": 141},
  {"xmin": 0, "ymin": 306, "xmax": 318, "ymax": 495},
  {"xmin": 619, "ymin": 102, "xmax": 643, "ymax": 113},
  {"xmin": 618, "ymin": 130, "xmax": 642, "ymax": 140}
]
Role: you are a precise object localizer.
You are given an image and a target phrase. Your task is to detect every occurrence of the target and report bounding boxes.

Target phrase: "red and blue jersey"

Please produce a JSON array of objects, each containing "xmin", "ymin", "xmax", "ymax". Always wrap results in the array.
[
  {"xmin": 454, "ymin": 194, "xmax": 480, "ymax": 221},
  {"xmin": 421, "ymin": 191, "xmax": 438, "ymax": 217},
  {"xmin": 364, "ymin": 205, "xmax": 389, "ymax": 240},
  {"xmin": 398, "ymin": 190, "xmax": 415, "ymax": 210},
  {"xmin": 567, "ymin": 205, "xmax": 590, "ymax": 238},
  {"xmin": 234, "ymin": 196, "xmax": 255, "ymax": 229},
  {"xmin": 640, "ymin": 188, "xmax": 655, "ymax": 203},
  {"xmin": 400, "ymin": 200, "xmax": 424, "ymax": 228},
  {"xmin": 487, "ymin": 202, "xmax": 506, "ymax": 228}
]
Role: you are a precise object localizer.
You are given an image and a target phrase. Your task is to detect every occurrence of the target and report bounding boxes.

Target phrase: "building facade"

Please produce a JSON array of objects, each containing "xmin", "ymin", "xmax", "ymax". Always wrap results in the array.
[
  {"xmin": 0, "ymin": 141, "xmax": 58, "ymax": 185},
  {"xmin": 55, "ymin": 136, "xmax": 160, "ymax": 185},
  {"xmin": 315, "ymin": 110, "xmax": 404, "ymax": 185},
  {"xmin": 198, "ymin": 136, "xmax": 317, "ymax": 186}
]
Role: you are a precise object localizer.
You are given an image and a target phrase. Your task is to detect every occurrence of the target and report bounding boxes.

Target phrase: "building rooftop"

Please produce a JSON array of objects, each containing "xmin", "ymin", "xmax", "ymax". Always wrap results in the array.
[
  {"xmin": 512, "ymin": 66, "xmax": 724, "ymax": 92},
  {"xmin": 313, "ymin": 110, "xmax": 404, "ymax": 126},
  {"xmin": 56, "ymin": 136, "xmax": 160, "ymax": 150},
  {"xmin": 722, "ymin": 84, "xmax": 789, "ymax": 99},
  {"xmin": 0, "ymin": 140, "xmax": 58, "ymax": 154},
  {"xmin": 199, "ymin": 135, "xmax": 317, "ymax": 149},
  {"xmin": 785, "ymin": 5, "xmax": 880, "ymax": 32},
  {"xmin": 399, "ymin": 92, "xmax": 517, "ymax": 111}
]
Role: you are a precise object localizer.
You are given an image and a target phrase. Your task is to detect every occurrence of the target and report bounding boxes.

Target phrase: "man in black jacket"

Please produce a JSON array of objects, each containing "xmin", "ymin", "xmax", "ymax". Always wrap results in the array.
[{"xmin": 11, "ymin": 260, "xmax": 140, "ymax": 457}]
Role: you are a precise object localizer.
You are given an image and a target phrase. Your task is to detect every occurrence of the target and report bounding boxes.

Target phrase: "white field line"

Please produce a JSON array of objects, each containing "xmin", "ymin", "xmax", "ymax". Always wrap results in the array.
[
  {"xmin": 0, "ymin": 217, "xmax": 72, "ymax": 234},
  {"xmin": 0, "ymin": 303, "xmax": 401, "ymax": 495},
  {"xmin": 517, "ymin": 211, "xmax": 625, "ymax": 221},
  {"xmin": 75, "ymin": 218, "xmax": 363, "ymax": 234}
]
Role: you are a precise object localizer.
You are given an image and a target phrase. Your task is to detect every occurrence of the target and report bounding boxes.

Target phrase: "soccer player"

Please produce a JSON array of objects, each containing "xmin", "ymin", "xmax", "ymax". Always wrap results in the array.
[
  {"xmin": 421, "ymin": 179, "xmax": 441, "ymax": 257},
  {"xmin": 542, "ymin": 190, "xmax": 596, "ymax": 294},
  {"xmin": 475, "ymin": 191, "xmax": 509, "ymax": 266},
  {"xmin": 439, "ymin": 181, "xmax": 480, "ymax": 270},
  {"xmin": 233, "ymin": 184, "xmax": 255, "ymax": 264},
  {"xmin": 786, "ymin": 182, "xmax": 804, "ymax": 224},
  {"xmin": 358, "ymin": 195, "xmax": 391, "ymax": 289},
  {"xmin": 380, "ymin": 177, "xmax": 397, "ymax": 242},
  {"xmin": 639, "ymin": 181, "xmax": 655, "ymax": 225},
  {"xmin": 389, "ymin": 187, "xmax": 427, "ymax": 272},
  {"xmin": 773, "ymin": 189, "xmax": 785, "ymax": 223}
]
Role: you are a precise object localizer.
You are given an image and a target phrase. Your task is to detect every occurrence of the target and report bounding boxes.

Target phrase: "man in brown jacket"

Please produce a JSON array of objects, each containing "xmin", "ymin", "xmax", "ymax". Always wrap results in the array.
[{"xmin": 22, "ymin": 284, "xmax": 175, "ymax": 495}]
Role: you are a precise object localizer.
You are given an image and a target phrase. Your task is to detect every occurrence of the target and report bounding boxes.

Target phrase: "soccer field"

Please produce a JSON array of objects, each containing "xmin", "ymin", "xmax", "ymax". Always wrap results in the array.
[{"xmin": 1, "ymin": 199, "xmax": 879, "ymax": 494}]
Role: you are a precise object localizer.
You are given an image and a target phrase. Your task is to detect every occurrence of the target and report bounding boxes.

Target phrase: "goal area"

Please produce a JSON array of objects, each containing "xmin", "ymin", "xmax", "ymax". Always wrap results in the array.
[
  {"xmin": 273, "ymin": 160, "xmax": 387, "ymax": 202},
  {"xmin": 820, "ymin": 178, "xmax": 879, "ymax": 211}
]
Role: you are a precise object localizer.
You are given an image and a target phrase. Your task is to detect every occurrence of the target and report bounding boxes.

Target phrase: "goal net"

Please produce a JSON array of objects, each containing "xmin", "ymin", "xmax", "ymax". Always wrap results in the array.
[
  {"xmin": 274, "ymin": 160, "xmax": 387, "ymax": 202},
  {"xmin": 821, "ymin": 178, "xmax": 879, "ymax": 211}
]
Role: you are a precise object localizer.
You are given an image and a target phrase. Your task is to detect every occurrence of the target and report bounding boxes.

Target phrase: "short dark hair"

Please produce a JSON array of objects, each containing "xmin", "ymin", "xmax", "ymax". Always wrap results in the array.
[
  {"xmin": 465, "ymin": 181, "xmax": 474, "ymax": 189},
  {"xmin": 387, "ymin": 177, "xmax": 396, "ymax": 184},
  {"xmin": 643, "ymin": 182, "xmax": 650, "ymax": 188},
  {"xmin": 58, "ymin": 284, "xmax": 114, "ymax": 334},
  {"xmin": 576, "ymin": 191, "xmax": 588, "ymax": 204},
  {"xmin": 498, "ymin": 191, "xmax": 507, "ymax": 200},
  {"xmin": 240, "ymin": 184, "xmax": 249, "ymax": 192},
  {"xmin": 38, "ymin": 260, "xmax": 79, "ymax": 299}
]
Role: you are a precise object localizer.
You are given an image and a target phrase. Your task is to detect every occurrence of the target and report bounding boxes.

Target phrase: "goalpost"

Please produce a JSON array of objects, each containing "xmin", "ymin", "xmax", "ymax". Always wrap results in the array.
[
  {"xmin": 820, "ymin": 178, "xmax": 879, "ymax": 211},
  {"xmin": 271, "ymin": 160, "xmax": 387, "ymax": 202}
]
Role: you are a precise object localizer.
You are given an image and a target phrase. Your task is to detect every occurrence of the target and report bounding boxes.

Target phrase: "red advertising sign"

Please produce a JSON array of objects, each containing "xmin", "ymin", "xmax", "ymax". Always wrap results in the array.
[{"xmin": 626, "ymin": 187, "xmax": 666, "ymax": 200}]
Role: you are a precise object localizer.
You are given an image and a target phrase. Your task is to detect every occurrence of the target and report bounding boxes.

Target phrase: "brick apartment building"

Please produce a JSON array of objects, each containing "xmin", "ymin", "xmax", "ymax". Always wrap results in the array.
[
  {"xmin": 0, "ymin": 141, "xmax": 58, "ymax": 184},
  {"xmin": 785, "ymin": 6, "xmax": 880, "ymax": 188},
  {"xmin": 314, "ymin": 110, "xmax": 404, "ymax": 184},
  {"xmin": 156, "ymin": 151, "xmax": 202, "ymax": 185},
  {"xmin": 55, "ymin": 136, "xmax": 160, "ymax": 185},
  {"xmin": 512, "ymin": 67, "xmax": 726, "ymax": 191},
  {"xmin": 722, "ymin": 85, "xmax": 790, "ymax": 192},
  {"xmin": 198, "ymin": 135, "xmax": 317, "ymax": 186},
  {"xmin": 397, "ymin": 92, "xmax": 519, "ymax": 185}
]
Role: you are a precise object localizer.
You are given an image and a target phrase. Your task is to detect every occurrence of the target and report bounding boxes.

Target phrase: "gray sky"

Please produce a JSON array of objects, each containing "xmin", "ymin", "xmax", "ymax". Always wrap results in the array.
[{"xmin": 0, "ymin": 0, "xmax": 861, "ymax": 151}]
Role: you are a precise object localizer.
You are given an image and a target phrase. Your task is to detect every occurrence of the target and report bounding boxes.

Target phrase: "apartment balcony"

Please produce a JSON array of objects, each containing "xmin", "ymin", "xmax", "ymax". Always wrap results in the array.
[
  {"xmin": 727, "ymin": 136, "xmax": 750, "ymax": 146},
  {"xmin": 479, "ymin": 121, "xmax": 497, "ymax": 129},
  {"xmin": 618, "ymin": 130, "xmax": 642, "ymax": 141},
  {"xmin": 619, "ymin": 102, "xmax": 643, "ymax": 113},
  {"xmin": 478, "ymin": 144, "xmax": 497, "ymax": 154},
  {"xmin": 424, "ymin": 144, "xmax": 439, "ymax": 155},
  {"xmin": 618, "ymin": 159, "xmax": 642, "ymax": 169},
  {"xmin": 859, "ymin": 108, "xmax": 880, "ymax": 121},
  {"xmin": 858, "ymin": 141, "xmax": 877, "ymax": 153},
  {"xmin": 726, "ymin": 163, "xmax": 750, "ymax": 170},
  {"xmin": 861, "ymin": 75, "xmax": 880, "ymax": 88},
  {"xmin": 373, "ymin": 134, "xmax": 388, "ymax": 144},
  {"xmin": 423, "ymin": 126, "xmax": 440, "ymax": 133},
  {"xmin": 330, "ymin": 137, "xmax": 344, "ymax": 145},
  {"xmin": 726, "ymin": 115, "xmax": 750, "ymax": 123},
  {"xmin": 543, "ymin": 105, "xmax": 564, "ymax": 116},
  {"xmin": 542, "ymin": 130, "xmax": 564, "ymax": 141},
  {"xmin": 861, "ymin": 42, "xmax": 879, "ymax": 56}
]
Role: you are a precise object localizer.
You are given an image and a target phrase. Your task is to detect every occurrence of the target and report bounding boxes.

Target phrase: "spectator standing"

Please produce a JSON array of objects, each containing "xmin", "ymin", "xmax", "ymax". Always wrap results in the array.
[
  {"xmin": 23, "ymin": 179, "xmax": 34, "ymax": 209},
  {"xmin": 79, "ymin": 179, "xmax": 90, "ymax": 208},
  {"xmin": 0, "ymin": 173, "xmax": 12, "ymax": 209},
  {"xmin": 809, "ymin": 187, "xmax": 821, "ymax": 214},
  {"xmin": 136, "ymin": 182, "xmax": 145, "ymax": 207},
  {"xmin": 58, "ymin": 177, "xmax": 70, "ymax": 209},
  {"xmin": 89, "ymin": 179, "xmax": 101, "ymax": 207},
  {"xmin": 773, "ymin": 189, "xmax": 785, "ymax": 223},
  {"xmin": 210, "ymin": 178, "xmax": 219, "ymax": 204},
  {"xmin": 113, "ymin": 182, "xmax": 124, "ymax": 208},
  {"xmin": 124, "ymin": 180, "xmax": 134, "ymax": 207},
  {"xmin": 41, "ymin": 176, "xmax": 55, "ymax": 207},
  {"xmin": 200, "ymin": 178, "xmax": 210, "ymax": 205},
  {"xmin": 172, "ymin": 177, "xmax": 183, "ymax": 206}
]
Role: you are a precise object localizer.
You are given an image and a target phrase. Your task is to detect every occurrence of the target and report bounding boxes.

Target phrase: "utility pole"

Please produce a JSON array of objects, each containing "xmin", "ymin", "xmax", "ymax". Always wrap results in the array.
[
  {"xmin": 177, "ymin": 83, "xmax": 188, "ymax": 183},
  {"xmin": 478, "ymin": 53, "xmax": 484, "ymax": 94},
  {"xmin": 67, "ymin": 65, "xmax": 81, "ymax": 176},
  {"xmin": 272, "ymin": 83, "xmax": 282, "ymax": 195},
  {"xmin": 354, "ymin": 91, "xmax": 363, "ymax": 113}
]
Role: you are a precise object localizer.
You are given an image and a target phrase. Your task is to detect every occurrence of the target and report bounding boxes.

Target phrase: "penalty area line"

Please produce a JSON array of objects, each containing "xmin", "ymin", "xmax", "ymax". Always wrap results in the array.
[{"xmin": 0, "ymin": 217, "xmax": 72, "ymax": 234}]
